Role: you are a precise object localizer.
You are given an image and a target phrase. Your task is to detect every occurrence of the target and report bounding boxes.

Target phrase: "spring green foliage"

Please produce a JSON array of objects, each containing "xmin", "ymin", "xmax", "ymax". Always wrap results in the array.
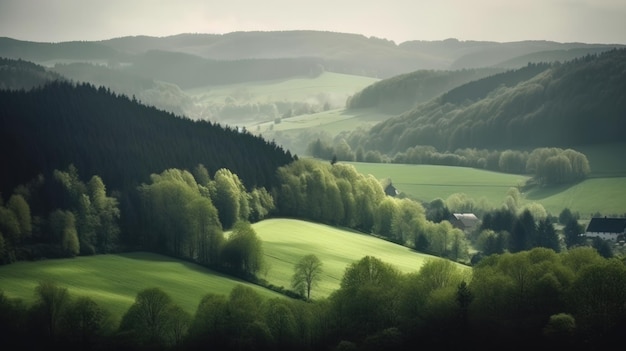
[
  {"xmin": 1, "ymin": 247, "xmax": 625, "ymax": 349},
  {"xmin": 291, "ymin": 254, "xmax": 323, "ymax": 300},
  {"xmin": 222, "ymin": 221, "xmax": 264, "ymax": 276},
  {"xmin": 119, "ymin": 287, "xmax": 191, "ymax": 349},
  {"xmin": 254, "ymin": 218, "xmax": 468, "ymax": 298},
  {"xmin": 54, "ymin": 165, "xmax": 120, "ymax": 255},
  {"xmin": 275, "ymin": 159, "xmax": 471, "ymax": 261}
]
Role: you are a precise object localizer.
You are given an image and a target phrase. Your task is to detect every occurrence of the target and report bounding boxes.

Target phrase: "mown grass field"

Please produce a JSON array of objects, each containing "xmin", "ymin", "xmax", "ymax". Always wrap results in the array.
[
  {"xmin": 252, "ymin": 218, "xmax": 470, "ymax": 300},
  {"xmin": 0, "ymin": 252, "xmax": 285, "ymax": 324}
]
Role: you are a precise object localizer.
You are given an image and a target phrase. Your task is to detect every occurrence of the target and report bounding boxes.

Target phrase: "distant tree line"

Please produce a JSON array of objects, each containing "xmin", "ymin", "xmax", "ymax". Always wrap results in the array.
[
  {"xmin": 2, "ymin": 247, "xmax": 625, "ymax": 350},
  {"xmin": 0, "ymin": 57, "xmax": 64, "ymax": 91},
  {"xmin": 309, "ymin": 138, "xmax": 591, "ymax": 186}
]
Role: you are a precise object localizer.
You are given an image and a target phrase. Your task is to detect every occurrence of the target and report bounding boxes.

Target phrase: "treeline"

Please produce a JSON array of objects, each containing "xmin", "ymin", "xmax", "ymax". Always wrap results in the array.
[
  {"xmin": 0, "ymin": 158, "xmax": 471, "ymax": 266},
  {"xmin": 3, "ymin": 156, "xmax": 599, "ymax": 270},
  {"xmin": 472, "ymin": 204, "xmax": 619, "ymax": 259},
  {"xmin": 275, "ymin": 159, "xmax": 470, "ymax": 261},
  {"xmin": 346, "ymin": 67, "xmax": 504, "ymax": 113},
  {"xmin": 0, "ymin": 163, "xmax": 275, "ymax": 284},
  {"xmin": 0, "ymin": 80, "xmax": 294, "ymax": 206},
  {"xmin": 344, "ymin": 49, "xmax": 626, "ymax": 155},
  {"xmin": 309, "ymin": 138, "xmax": 590, "ymax": 185},
  {"xmin": 0, "ymin": 57, "xmax": 64, "ymax": 90},
  {"xmin": 2, "ymin": 248, "xmax": 625, "ymax": 350}
]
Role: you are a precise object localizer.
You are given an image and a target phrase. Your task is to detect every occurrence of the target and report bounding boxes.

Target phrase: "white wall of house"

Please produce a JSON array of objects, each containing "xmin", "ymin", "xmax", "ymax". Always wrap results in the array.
[{"xmin": 585, "ymin": 232, "xmax": 620, "ymax": 241}]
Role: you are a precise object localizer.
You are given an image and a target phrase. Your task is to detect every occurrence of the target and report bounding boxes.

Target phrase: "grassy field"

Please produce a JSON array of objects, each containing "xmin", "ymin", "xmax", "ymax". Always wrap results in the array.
[
  {"xmin": 348, "ymin": 142, "xmax": 626, "ymax": 218},
  {"xmin": 252, "ymin": 218, "xmax": 470, "ymax": 300},
  {"xmin": 253, "ymin": 107, "xmax": 392, "ymax": 136},
  {"xmin": 349, "ymin": 162, "xmax": 529, "ymax": 207},
  {"xmin": 186, "ymin": 72, "xmax": 379, "ymax": 107},
  {"xmin": 0, "ymin": 252, "xmax": 285, "ymax": 323},
  {"xmin": 0, "ymin": 218, "xmax": 471, "ymax": 323}
]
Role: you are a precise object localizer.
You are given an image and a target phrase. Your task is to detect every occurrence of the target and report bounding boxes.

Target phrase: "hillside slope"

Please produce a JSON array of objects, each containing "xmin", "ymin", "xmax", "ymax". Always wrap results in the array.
[
  {"xmin": 0, "ymin": 251, "xmax": 285, "ymax": 322},
  {"xmin": 0, "ymin": 80, "xmax": 294, "ymax": 199},
  {"xmin": 350, "ymin": 48, "xmax": 626, "ymax": 154},
  {"xmin": 252, "ymin": 218, "xmax": 470, "ymax": 299}
]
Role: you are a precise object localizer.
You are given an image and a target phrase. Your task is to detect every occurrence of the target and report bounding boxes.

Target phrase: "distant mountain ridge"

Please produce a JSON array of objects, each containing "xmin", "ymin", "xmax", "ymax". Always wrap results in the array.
[{"xmin": 1, "ymin": 31, "xmax": 623, "ymax": 80}]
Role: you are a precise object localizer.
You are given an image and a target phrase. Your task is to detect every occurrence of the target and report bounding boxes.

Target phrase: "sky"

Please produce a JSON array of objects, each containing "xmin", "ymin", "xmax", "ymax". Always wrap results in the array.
[{"xmin": 1, "ymin": 0, "xmax": 625, "ymax": 44}]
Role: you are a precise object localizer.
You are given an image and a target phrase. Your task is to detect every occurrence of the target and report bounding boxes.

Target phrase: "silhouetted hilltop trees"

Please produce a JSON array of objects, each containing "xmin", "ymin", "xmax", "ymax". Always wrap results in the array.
[
  {"xmin": 0, "ymin": 37, "xmax": 126, "ymax": 62},
  {"xmin": 0, "ymin": 57, "xmax": 64, "ymax": 90}
]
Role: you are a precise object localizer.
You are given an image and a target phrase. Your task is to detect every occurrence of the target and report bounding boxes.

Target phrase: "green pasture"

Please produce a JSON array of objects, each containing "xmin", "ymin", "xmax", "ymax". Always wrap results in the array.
[
  {"xmin": 348, "ymin": 161, "xmax": 626, "ymax": 218},
  {"xmin": 0, "ymin": 252, "xmax": 284, "ymax": 324},
  {"xmin": 524, "ymin": 177, "xmax": 626, "ymax": 217},
  {"xmin": 253, "ymin": 108, "xmax": 392, "ymax": 136},
  {"xmin": 349, "ymin": 162, "xmax": 529, "ymax": 207},
  {"xmin": 253, "ymin": 218, "xmax": 470, "ymax": 300},
  {"xmin": 186, "ymin": 72, "xmax": 379, "ymax": 105}
]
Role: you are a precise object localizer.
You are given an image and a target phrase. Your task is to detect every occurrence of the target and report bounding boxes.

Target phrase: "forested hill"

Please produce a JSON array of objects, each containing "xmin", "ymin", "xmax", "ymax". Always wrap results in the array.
[
  {"xmin": 0, "ymin": 57, "xmax": 65, "ymax": 90},
  {"xmin": 0, "ymin": 81, "xmax": 295, "ymax": 200},
  {"xmin": 348, "ymin": 48, "xmax": 626, "ymax": 154},
  {"xmin": 346, "ymin": 67, "xmax": 505, "ymax": 113}
]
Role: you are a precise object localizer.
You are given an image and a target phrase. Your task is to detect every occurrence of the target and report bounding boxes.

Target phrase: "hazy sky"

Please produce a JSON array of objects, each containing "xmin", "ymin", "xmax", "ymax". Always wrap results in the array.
[{"xmin": 1, "ymin": 0, "xmax": 625, "ymax": 44}]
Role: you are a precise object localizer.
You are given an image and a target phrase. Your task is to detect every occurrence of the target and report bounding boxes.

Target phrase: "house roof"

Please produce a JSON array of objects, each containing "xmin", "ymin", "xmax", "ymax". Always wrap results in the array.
[
  {"xmin": 451, "ymin": 213, "xmax": 479, "ymax": 228},
  {"xmin": 585, "ymin": 217, "xmax": 626, "ymax": 233}
]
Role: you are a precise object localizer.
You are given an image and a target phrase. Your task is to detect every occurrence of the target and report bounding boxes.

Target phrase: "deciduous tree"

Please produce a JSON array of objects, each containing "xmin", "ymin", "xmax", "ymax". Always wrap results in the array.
[{"xmin": 291, "ymin": 254, "xmax": 323, "ymax": 300}]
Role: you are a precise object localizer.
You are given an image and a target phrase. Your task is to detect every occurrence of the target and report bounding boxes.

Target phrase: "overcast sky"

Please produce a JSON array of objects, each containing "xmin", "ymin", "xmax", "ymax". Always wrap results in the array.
[{"xmin": 1, "ymin": 0, "xmax": 625, "ymax": 44}]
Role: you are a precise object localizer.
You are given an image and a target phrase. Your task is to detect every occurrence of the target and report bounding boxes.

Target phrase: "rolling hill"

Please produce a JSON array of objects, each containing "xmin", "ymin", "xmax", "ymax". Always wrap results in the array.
[
  {"xmin": 0, "ymin": 218, "xmax": 469, "ymax": 322},
  {"xmin": 251, "ymin": 218, "xmax": 468, "ymax": 299},
  {"xmin": 349, "ymin": 48, "xmax": 626, "ymax": 154},
  {"xmin": 0, "ymin": 251, "xmax": 286, "ymax": 323}
]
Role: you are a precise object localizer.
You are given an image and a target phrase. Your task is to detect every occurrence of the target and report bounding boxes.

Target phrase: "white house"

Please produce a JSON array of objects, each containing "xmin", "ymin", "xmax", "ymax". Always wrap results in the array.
[{"xmin": 584, "ymin": 217, "xmax": 626, "ymax": 241}]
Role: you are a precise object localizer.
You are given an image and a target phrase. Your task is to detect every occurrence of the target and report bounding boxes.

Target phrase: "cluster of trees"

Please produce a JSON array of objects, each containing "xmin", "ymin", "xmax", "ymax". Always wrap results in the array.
[
  {"xmin": 309, "ymin": 137, "xmax": 591, "ymax": 186},
  {"xmin": 2, "ymin": 248, "xmax": 625, "ymax": 350},
  {"xmin": 275, "ymin": 159, "xmax": 470, "ymax": 261},
  {"xmin": 0, "ymin": 163, "xmax": 274, "ymax": 282},
  {"xmin": 136, "ymin": 166, "xmax": 272, "ymax": 277},
  {"xmin": 474, "ymin": 205, "xmax": 616, "ymax": 259},
  {"xmin": 0, "ymin": 165, "xmax": 120, "ymax": 263}
]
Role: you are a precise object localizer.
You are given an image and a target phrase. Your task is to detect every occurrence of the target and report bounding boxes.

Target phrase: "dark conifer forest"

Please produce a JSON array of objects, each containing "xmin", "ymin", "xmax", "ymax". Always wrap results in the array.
[{"xmin": 0, "ymin": 80, "xmax": 294, "ymax": 197}]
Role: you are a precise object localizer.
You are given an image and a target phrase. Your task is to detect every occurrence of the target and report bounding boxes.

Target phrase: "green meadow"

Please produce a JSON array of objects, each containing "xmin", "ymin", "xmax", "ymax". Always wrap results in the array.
[
  {"xmin": 348, "ymin": 146, "xmax": 626, "ymax": 218},
  {"xmin": 187, "ymin": 72, "xmax": 379, "ymax": 107},
  {"xmin": 0, "ymin": 218, "xmax": 471, "ymax": 323},
  {"xmin": 349, "ymin": 162, "xmax": 529, "ymax": 207},
  {"xmin": 0, "ymin": 252, "xmax": 285, "ymax": 323},
  {"xmin": 254, "ymin": 108, "xmax": 392, "ymax": 136},
  {"xmin": 253, "ymin": 218, "xmax": 470, "ymax": 300}
]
